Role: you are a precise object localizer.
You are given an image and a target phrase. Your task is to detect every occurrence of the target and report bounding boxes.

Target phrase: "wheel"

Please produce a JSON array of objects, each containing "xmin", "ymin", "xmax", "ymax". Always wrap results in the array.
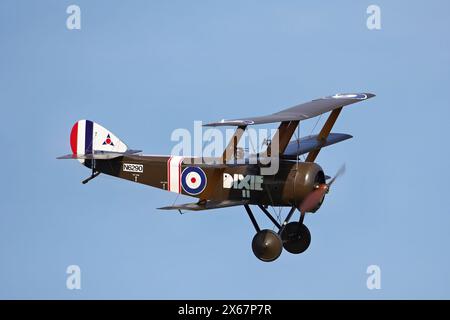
[
  {"xmin": 251, "ymin": 229, "xmax": 283, "ymax": 262},
  {"xmin": 280, "ymin": 222, "xmax": 311, "ymax": 254}
]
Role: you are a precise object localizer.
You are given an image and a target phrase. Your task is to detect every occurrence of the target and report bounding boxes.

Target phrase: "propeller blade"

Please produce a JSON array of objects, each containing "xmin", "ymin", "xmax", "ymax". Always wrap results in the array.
[{"xmin": 328, "ymin": 164, "xmax": 346, "ymax": 187}]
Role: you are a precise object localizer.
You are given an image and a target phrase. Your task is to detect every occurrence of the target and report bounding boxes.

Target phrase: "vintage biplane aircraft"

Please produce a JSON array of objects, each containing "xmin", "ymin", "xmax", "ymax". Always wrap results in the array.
[{"xmin": 58, "ymin": 93, "xmax": 375, "ymax": 262}]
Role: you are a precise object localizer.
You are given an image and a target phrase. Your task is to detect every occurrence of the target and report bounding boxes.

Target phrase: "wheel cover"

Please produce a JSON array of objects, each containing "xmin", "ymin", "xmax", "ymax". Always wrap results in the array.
[
  {"xmin": 252, "ymin": 229, "xmax": 283, "ymax": 262},
  {"xmin": 281, "ymin": 222, "xmax": 311, "ymax": 254}
]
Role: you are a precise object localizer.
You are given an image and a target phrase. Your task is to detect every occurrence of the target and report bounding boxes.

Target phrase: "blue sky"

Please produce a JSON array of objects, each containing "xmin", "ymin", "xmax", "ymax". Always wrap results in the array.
[{"xmin": 1, "ymin": 0, "xmax": 449, "ymax": 299}]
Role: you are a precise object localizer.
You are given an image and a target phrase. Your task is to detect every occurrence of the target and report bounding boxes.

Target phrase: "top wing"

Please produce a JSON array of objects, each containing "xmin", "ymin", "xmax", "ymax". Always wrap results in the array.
[{"xmin": 204, "ymin": 93, "xmax": 375, "ymax": 127}]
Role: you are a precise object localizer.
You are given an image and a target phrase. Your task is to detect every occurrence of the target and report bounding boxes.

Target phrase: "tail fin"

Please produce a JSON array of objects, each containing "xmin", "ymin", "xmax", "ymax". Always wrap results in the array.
[
  {"xmin": 58, "ymin": 120, "xmax": 142, "ymax": 160},
  {"xmin": 70, "ymin": 119, "xmax": 128, "ymax": 155}
]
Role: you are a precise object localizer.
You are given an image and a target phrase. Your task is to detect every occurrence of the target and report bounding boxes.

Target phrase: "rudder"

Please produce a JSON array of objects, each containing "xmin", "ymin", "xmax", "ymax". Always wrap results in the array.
[{"xmin": 70, "ymin": 120, "xmax": 128, "ymax": 155}]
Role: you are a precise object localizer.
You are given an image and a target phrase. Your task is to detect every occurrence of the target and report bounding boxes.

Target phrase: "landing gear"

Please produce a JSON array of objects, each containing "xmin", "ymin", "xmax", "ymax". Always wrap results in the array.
[
  {"xmin": 252, "ymin": 229, "xmax": 283, "ymax": 262},
  {"xmin": 280, "ymin": 222, "xmax": 311, "ymax": 254},
  {"xmin": 244, "ymin": 204, "xmax": 311, "ymax": 262}
]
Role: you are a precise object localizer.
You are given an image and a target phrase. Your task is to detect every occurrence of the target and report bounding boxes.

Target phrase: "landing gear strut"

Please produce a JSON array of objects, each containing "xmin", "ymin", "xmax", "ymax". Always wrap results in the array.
[{"xmin": 244, "ymin": 204, "xmax": 311, "ymax": 262}]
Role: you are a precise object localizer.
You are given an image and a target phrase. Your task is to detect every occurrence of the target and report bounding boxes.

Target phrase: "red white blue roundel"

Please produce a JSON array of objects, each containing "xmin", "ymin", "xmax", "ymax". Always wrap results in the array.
[{"xmin": 181, "ymin": 167, "xmax": 207, "ymax": 195}]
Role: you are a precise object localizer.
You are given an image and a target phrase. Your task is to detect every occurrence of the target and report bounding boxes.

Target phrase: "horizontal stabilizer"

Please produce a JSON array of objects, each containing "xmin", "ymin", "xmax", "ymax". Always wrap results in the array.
[
  {"xmin": 57, "ymin": 149, "xmax": 142, "ymax": 160},
  {"xmin": 204, "ymin": 93, "xmax": 375, "ymax": 127},
  {"xmin": 282, "ymin": 133, "xmax": 352, "ymax": 159},
  {"xmin": 158, "ymin": 200, "xmax": 248, "ymax": 211}
]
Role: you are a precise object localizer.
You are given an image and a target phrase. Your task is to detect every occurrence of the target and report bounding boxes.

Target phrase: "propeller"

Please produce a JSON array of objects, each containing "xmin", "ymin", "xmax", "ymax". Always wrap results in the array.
[
  {"xmin": 327, "ymin": 163, "xmax": 346, "ymax": 187},
  {"xmin": 299, "ymin": 164, "xmax": 346, "ymax": 214}
]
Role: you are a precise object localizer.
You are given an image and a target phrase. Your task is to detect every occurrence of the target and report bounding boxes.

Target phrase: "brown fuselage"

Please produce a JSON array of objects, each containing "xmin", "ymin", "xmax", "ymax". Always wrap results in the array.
[{"xmin": 89, "ymin": 155, "xmax": 325, "ymax": 207}]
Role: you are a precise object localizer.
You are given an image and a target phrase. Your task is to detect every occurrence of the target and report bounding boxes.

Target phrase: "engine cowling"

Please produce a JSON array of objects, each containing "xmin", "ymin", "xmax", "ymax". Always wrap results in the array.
[{"xmin": 292, "ymin": 162, "xmax": 326, "ymax": 209}]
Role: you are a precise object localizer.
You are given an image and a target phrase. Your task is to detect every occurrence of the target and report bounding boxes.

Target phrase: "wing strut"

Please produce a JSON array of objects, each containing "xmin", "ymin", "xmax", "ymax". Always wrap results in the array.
[
  {"xmin": 305, "ymin": 107, "xmax": 343, "ymax": 162},
  {"xmin": 266, "ymin": 120, "xmax": 299, "ymax": 157},
  {"xmin": 222, "ymin": 125, "xmax": 247, "ymax": 162}
]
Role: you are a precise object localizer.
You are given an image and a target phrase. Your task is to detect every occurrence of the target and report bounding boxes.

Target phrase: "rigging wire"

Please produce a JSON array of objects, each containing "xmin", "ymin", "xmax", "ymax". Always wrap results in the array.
[
  {"xmin": 172, "ymin": 192, "xmax": 180, "ymax": 206},
  {"xmin": 310, "ymin": 114, "xmax": 322, "ymax": 136},
  {"xmin": 269, "ymin": 205, "xmax": 283, "ymax": 228},
  {"xmin": 298, "ymin": 114, "xmax": 323, "ymax": 162}
]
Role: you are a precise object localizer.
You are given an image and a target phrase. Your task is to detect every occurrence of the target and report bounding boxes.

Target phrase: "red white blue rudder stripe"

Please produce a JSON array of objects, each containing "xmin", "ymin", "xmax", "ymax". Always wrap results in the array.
[{"xmin": 70, "ymin": 120, "xmax": 128, "ymax": 156}]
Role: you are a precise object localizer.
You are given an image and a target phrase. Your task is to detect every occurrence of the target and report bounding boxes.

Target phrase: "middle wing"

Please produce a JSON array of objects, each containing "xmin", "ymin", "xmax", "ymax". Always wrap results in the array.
[{"xmin": 281, "ymin": 133, "xmax": 352, "ymax": 159}]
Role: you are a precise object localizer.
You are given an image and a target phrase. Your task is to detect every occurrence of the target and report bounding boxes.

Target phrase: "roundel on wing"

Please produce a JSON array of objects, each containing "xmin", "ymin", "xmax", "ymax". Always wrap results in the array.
[{"xmin": 181, "ymin": 167, "xmax": 207, "ymax": 195}]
